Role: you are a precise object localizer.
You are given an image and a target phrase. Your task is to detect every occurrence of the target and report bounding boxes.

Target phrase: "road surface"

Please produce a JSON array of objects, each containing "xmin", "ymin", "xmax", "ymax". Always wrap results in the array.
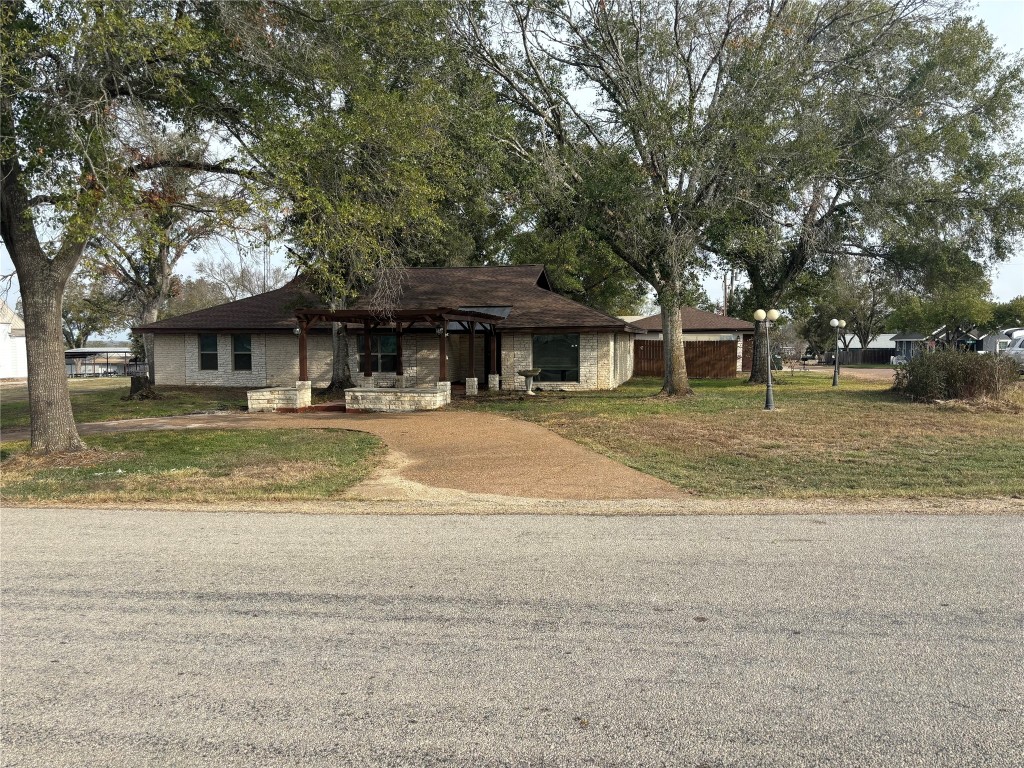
[{"xmin": 2, "ymin": 508, "xmax": 1022, "ymax": 766}]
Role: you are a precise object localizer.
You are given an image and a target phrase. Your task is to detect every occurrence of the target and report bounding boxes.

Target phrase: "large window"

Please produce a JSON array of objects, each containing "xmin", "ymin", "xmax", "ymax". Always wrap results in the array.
[
  {"xmin": 533, "ymin": 334, "xmax": 580, "ymax": 382},
  {"xmin": 232, "ymin": 334, "xmax": 252, "ymax": 371},
  {"xmin": 357, "ymin": 334, "xmax": 398, "ymax": 373},
  {"xmin": 198, "ymin": 334, "xmax": 218, "ymax": 371}
]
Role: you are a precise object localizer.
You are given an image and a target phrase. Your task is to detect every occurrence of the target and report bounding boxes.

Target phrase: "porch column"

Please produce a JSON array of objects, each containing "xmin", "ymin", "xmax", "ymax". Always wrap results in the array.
[
  {"xmin": 466, "ymin": 322, "xmax": 478, "ymax": 396},
  {"xmin": 298, "ymin": 321, "xmax": 308, "ymax": 381},
  {"xmin": 438, "ymin": 322, "xmax": 448, "ymax": 382},
  {"xmin": 395, "ymin": 323, "xmax": 405, "ymax": 387},
  {"xmin": 488, "ymin": 328, "xmax": 500, "ymax": 391},
  {"xmin": 362, "ymin": 319, "xmax": 373, "ymax": 384}
]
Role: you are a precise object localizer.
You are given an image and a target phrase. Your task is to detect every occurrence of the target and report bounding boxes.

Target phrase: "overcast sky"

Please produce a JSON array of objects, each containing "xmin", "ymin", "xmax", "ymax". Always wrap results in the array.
[{"xmin": 2, "ymin": 1, "xmax": 1022, "ymax": 317}]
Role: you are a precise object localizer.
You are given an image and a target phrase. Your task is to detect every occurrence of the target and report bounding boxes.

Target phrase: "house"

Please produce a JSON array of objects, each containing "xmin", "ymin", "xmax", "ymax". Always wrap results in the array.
[
  {"xmin": 892, "ymin": 326, "xmax": 1017, "ymax": 361},
  {"xmin": 0, "ymin": 298, "xmax": 28, "ymax": 380},
  {"xmin": 136, "ymin": 265, "xmax": 641, "ymax": 410},
  {"xmin": 619, "ymin": 309, "xmax": 755, "ymax": 377},
  {"xmin": 622, "ymin": 309, "xmax": 755, "ymax": 342}
]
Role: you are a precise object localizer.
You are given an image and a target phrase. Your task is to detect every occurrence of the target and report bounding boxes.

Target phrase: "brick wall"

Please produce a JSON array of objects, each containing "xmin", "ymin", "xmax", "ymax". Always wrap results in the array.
[
  {"xmin": 153, "ymin": 335, "xmax": 185, "ymax": 385},
  {"xmin": 181, "ymin": 333, "xmax": 268, "ymax": 387},
  {"xmin": 500, "ymin": 331, "xmax": 628, "ymax": 391},
  {"xmin": 265, "ymin": 333, "xmax": 332, "ymax": 387},
  {"xmin": 154, "ymin": 329, "xmax": 637, "ymax": 391}
]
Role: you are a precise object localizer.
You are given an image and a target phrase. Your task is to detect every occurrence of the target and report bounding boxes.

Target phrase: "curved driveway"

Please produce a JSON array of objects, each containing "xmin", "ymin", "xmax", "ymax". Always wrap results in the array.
[{"xmin": 2, "ymin": 410, "xmax": 683, "ymax": 501}]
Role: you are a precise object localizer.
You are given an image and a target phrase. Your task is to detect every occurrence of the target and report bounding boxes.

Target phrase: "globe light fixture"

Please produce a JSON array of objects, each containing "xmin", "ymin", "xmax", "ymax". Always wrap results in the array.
[{"xmin": 754, "ymin": 308, "xmax": 780, "ymax": 411}]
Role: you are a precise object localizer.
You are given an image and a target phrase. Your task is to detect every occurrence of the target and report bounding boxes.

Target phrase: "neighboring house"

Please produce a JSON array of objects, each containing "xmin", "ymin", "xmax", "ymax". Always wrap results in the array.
[
  {"xmin": 892, "ymin": 331, "xmax": 933, "ymax": 361},
  {"xmin": 892, "ymin": 327, "xmax": 1018, "ymax": 360},
  {"xmin": 622, "ymin": 309, "xmax": 755, "ymax": 341},
  {"xmin": 136, "ymin": 265, "xmax": 640, "ymax": 393},
  {"xmin": 620, "ymin": 309, "xmax": 755, "ymax": 377},
  {"xmin": 0, "ymin": 298, "xmax": 28, "ymax": 380}
]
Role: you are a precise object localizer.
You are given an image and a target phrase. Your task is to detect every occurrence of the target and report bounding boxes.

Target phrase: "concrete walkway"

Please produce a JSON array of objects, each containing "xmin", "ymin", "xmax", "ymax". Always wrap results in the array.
[{"xmin": 2, "ymin": 410, "xmax": 684, "ymax": 501}]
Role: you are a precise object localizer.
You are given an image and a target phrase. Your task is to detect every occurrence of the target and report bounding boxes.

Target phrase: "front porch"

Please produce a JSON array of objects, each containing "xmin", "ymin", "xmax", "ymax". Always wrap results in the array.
[{"xmin": 294, "ymin": 306, "xmax": 508, "ymax": 413}]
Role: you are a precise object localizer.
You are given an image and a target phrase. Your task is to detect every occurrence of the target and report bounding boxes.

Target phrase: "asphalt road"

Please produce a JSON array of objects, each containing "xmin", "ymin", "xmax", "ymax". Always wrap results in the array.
[{"xmin": 2, "ymin": 508, "xmax": 1022, "ymax": 767}]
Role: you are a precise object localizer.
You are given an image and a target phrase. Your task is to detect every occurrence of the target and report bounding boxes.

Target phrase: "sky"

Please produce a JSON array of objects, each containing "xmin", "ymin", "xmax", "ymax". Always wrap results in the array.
[{"xmin": 2, "ymin": 1, "xmax": 1023, "ymax": 319}]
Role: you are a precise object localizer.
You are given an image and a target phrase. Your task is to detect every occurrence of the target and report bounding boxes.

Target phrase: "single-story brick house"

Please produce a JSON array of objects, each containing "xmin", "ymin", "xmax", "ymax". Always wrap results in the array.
[{"xmin": 136, "ymin": 265, "xmax": 640, "ymax": 399}]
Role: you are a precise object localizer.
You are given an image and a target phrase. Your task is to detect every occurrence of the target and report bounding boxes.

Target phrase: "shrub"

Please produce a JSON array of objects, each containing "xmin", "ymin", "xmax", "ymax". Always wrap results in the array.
[{"xmin": 893, "ymin": 348, "xmax": 1020, "ymax": 402}]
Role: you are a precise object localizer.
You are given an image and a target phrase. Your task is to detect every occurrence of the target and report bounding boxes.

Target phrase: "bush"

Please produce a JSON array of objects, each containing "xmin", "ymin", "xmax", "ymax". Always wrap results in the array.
[{"xmin": 893, "ymin": 349, "xmax": 1020, "ymax": 402}]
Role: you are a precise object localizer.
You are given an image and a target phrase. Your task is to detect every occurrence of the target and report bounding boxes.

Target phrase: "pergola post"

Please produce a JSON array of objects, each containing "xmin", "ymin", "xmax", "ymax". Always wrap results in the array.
[
  {"xmin": 438, "ymin": 321, "xmax": 448, "ymax": 383},
  {"xmin": 466, "ymin": 322, "xmax": 478, "ymax": 396},
  {"xmin": 298, "ymin": 321, "xmax": 308, "ymax": 381},
  {"xmin": 395, "ymin": 323, "xmax": 405, "ymax": 386},
  {"xmin": 362, "ymin": 319, "xmax": 373, "ymax": 383},
  {"xmin": 488, "ymin": 328, "xmax": 500, "ymax": 391}
]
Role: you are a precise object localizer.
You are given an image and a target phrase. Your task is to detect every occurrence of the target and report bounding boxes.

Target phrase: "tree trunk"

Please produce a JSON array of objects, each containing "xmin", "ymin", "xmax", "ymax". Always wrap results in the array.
[
  {"xmin": 1, "ymin": 156, "xmax": 87, "ymax": 453},
  {"xmin": 138, "ymin": 303, "xmax": 160, "ymax": 383},
  {"xmin": 329, "ymin": 295, "xmax": 354, "ymax": 390},
  {"xmin": 659, "ymin": 298, "xmax": 693, "ymax": 396},
  {"xmin": 748, "ymin": 321, "xmax": 770, "ymax": 384},
  {"xmin": 20, "ymin": 279, "xmax": 85, "ymax": 452},
  {"xmin": 331, "ymin": 322, "xmax": 354, "ymax": 389}
]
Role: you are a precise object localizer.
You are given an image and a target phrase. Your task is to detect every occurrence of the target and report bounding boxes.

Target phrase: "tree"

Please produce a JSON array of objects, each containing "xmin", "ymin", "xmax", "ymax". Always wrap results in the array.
[
  {"xmin": 86, "ymin": 132, "xmax": 256, "ymax": 381},
  {"xmin": 462, "ymin": 0, "xmax": 782, "ymax": 394},
  {"xmin": 195, "ymin": 251, "xmax": 290, "ymax": 302},
  {"xmin": 706, "ymin": 2, "xmax": 1024, "ymax": 382},
  {"xmin": 61, "ymin": 270, "xmax": 126, "ymax": 349},
  {"xmin": 888, "ymin": 280, "xmax": 995, "ymax": 345},
  {"xmin": 991, "ymin": 296, "xmax": 1024, "ymax": 329},
  {"xmin": 222, "ymin": 1, "xmax": 511, "ymax": 390},
  {"xmin": 1, "ymin": 0, "xmax": 246, "ymax": 452},
  {"xmin": 161, "ymin": 276, "xmax": 231, "ymax": 319}
]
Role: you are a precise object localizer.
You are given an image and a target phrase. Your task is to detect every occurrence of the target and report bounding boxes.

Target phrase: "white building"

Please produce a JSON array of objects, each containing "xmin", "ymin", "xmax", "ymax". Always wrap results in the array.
[{"xmin": 0, "ymin": 298, "xmax": 28, "ymax": 380}]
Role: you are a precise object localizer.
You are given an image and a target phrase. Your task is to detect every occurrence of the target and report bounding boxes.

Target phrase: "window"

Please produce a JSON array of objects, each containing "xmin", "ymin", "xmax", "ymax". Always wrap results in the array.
[
  {"xmin": 232, "ymin": 334, "xmax": 252, "ymax": 371},
  {"xmin": 533, "ymin": 333, "xmax": 580, "ymax": 382},
  {"xmin": 198, "ymin": 334, "xmax": 218, "ymax": 371},
  {"xmin": 357, "ymin": 334, "xmax": 398, "ymax": 373}
]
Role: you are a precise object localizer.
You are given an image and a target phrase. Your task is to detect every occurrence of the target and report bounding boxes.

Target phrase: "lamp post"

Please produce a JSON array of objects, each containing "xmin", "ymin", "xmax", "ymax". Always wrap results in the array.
[
  {"xmin": 829, "ymin": 318, "xmax": 846, "ymax": 386},
  {"xmin": 754, "ymin": 308, "xmax": 780, "ymax": 410}
]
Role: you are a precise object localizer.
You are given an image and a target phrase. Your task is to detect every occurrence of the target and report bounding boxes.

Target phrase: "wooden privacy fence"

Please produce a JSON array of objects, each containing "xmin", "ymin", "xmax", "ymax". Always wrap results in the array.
[
  {"xmin": 633, "ymin": 339, "xmax": 739, "ymax": 379},
  {"xmin": 837, "ymin": 348, "xmax": 895, "ymax": 365}
]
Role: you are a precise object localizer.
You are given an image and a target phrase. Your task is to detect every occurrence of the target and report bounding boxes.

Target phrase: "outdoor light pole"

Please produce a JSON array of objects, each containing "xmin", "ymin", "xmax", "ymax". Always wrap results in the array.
[
  {"xmin": 754, "ymin": 308, "xmax": 780, "ymax": 410},
  {"xmin": 830, "ymin": 318, "xmax": 846, "ymax": 387}
]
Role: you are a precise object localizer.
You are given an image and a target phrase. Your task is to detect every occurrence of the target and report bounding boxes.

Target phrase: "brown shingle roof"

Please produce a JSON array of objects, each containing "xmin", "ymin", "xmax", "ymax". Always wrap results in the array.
[
  {"xmin": 135, "ymin": 276, "xmax": 319, "ymax": 332},
  {"xmin": 137, "ymin": 265, "xmax": 640, "ymax": 334},
  {"xmin": 351, "ymin": 265, "xmax": 635, "ymax": 331},
  {"xmin": 632, "ymin": 309, "xmax": 754, "ymax": 333}
]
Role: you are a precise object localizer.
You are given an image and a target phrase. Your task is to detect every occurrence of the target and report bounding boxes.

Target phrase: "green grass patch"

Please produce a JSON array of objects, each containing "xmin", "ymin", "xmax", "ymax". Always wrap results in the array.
[
  {"xmin": 1, "ymin": 429, "xmax": 383, "ymax": 504},
  {"xmin": 457, "ymin": 374, "xmax": 1024, "ymax": 499},
  {"xmin": 1, "ymin": 379, "xmax": 248, "ymax": 432}
]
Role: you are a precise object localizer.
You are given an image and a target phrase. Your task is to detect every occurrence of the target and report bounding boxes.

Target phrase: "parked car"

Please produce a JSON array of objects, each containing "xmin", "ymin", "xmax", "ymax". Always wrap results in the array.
[{"xmin": 1004, "ymin": 335, "xmax": 1024, "ymax": 371}]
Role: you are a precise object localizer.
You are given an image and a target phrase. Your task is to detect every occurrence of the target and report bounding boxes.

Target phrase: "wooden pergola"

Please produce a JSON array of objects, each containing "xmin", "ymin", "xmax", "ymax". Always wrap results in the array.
[{"xmin": 293, "ymin": 307, "xmax": 509, "ymax": 383}]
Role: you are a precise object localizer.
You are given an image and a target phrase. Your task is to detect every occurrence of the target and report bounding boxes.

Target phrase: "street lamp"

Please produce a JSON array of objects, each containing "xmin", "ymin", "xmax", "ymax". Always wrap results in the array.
[
  {"xmin": 754, "ymin": 308, "xmax": 780, "ymax": 410},
  {"xmin": 829, "ymin": 318, "xmax": 846, "ymax": 386}
]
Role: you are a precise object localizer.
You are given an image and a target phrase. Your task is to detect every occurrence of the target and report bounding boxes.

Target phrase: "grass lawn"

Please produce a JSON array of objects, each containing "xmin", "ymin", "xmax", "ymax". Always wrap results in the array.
[
  {"xmin": 1, "ymin": 378, "xmax": 248, "ymax": 432},
  {"xmin": 0, "ymin": 429, "xmax": 383, "ymax": 504},
  {"xmin": 458, "ymin": 374, "xmax": 1024, "ymax": 499}
]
